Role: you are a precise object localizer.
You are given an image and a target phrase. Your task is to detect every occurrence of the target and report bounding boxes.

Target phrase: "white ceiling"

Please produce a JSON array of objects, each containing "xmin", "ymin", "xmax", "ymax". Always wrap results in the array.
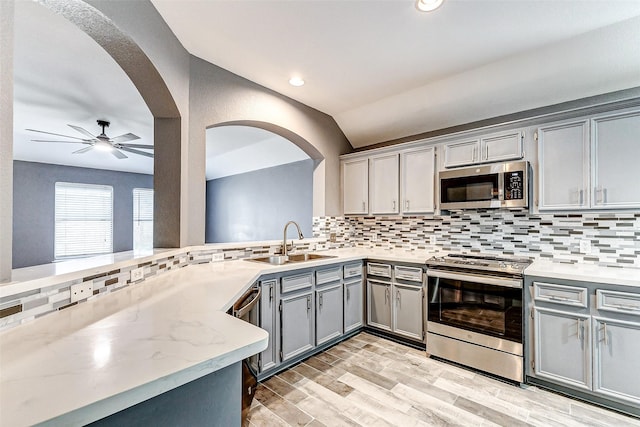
[
  {"xmin": 205, "ymin": 126, "xmax": 310, "ymax": 180},
  {"xmin": 152, "ymin": 0, "xmax": 640, "ymax": 147},
  {"xmin": 13, "ymin": 1, "xmax": 154, "ymax": 174}
]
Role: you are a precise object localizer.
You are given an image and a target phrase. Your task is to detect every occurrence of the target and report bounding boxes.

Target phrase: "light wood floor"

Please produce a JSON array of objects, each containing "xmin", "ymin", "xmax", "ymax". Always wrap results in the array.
[{"xmin": 247, "ymin": 332, "xmax": 640, "ymax": 427}]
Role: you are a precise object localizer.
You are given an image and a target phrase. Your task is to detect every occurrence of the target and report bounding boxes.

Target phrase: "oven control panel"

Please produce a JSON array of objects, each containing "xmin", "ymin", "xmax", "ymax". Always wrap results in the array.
[{"xmin": 504, "ymin": 171, "xmax": 524, "ymax": 200}]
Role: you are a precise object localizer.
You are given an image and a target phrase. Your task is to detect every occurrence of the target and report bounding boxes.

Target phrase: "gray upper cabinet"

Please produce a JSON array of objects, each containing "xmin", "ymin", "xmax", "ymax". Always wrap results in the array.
[
  {"xmin": 259, "ymin": 279, "xmax": 277, "ymax": 372},
  {"xmin": 443, "ymin": 139, "xmax": 479, "ymax": 168},
  {"xmin": 537, "ymin": 109, "xmax": 640, "ymax": 211},
  {"xmin": 342, "ymin": 158, "xmax": 369, "ymax": 215},
  {"xmin": 591, "ymin": 110, "xmax": 640, "ymax": 209},
  {"xmin": 280, "ymin": 291, "xmax": 314, "ymax": 362},
  {"xmin": 537, "ymin": 120, "xmax": 589, "ymax": 210},
  {"xmin": 369, "ymin": 153, "xmax": 400, "ymax": 215},
  {"xmin": 443, "ymin": 130, "xmax": 524, "ymax": 168},
  {"xmin": 400, "ymin": 146, "xmax": 435, "ymax": 214},
  {"xmin": 367, "ymin": 279, "xmax": 392, "ymax": 331},
  {"xmin": 316, "ymin": 283, "xmax": 344, "ymax": 346},
  {"xmin": 392, "ymin": 283, "xmax": 423, "ymax": 341},
  {"xmin": 592, "ymin": 317, "xmax": 640, "ymax": 404},
  {"xmin": 533, "ymin": 306, "xmax": 592, "ymax": 390}
]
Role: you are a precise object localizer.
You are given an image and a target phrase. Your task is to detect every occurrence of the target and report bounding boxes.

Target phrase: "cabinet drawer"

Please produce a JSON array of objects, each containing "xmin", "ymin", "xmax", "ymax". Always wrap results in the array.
[
  {"xmin": 343, "ymin": 262, "xmax": 362, "ymax": 279},
  {"xmin": 597, "ymin": 289, "xmax": 640, "ymax": 316},
  {"xmin": 281, "ymin": 273, "xmax": 313, "ymax": 293},
  {"xmin": 394, "ymin": 265, "xmax": 423, "ymax": 283},
  {"xmin": 534, "ymin": 282, "xmax": 588, "ymax": 308},
  {"xmin": 316, "ymin": 267, "xmax": 342, "ymax": 285},
  {"xmin": 367, "ymin": 263, "xmax": 391, "ymax": 278}
]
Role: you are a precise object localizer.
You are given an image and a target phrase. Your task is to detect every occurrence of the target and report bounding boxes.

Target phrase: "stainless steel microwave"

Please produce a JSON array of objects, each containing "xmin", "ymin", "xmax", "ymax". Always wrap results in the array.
[{"xmin": 439, "ymin": 161, "xmax": 529, "ymax": 210}]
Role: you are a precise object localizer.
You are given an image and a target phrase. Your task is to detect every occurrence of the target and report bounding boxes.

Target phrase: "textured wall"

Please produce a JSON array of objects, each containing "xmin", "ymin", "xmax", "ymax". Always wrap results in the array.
[
  {"xmin": 12, "ymin": 161, "xmax": 153, "ymax": 268},
  {"xmin": 206, "ymin": 160, "xmax": 313, "ymax": 243}
]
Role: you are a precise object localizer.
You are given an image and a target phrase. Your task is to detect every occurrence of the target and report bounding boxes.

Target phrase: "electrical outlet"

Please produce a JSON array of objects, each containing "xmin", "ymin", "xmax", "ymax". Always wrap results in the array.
[
  {"xmin": 70, "ymin": 282, "xmax": 94, "ymax": 303},
  {"xmin": 371, "ymin": 233, "xmax": 377, "ymax": 242},
  {"xmin": 579, "ymin": 239, "xmax": 592, "ymax": 254},
  {"xmin": 130, "ymin": 267, "xmax": 145, "ymax": 282},
  {"xmin": 212, "ymin": 253, "xmax": 224, "ymax": 262},
  {"xmin": 329, "ymin": 233, "xmax": 337, "ymax": 243},
  {"xmin": 429, "ymin": 235, "xmax": 436, "ymax": 245}
]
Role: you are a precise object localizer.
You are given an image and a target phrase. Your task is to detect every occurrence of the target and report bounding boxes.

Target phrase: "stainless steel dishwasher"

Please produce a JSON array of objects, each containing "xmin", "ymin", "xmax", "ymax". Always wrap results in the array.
[{"xmin": 231, "ymin": 284, "xmax": 261, "ymax": 424}]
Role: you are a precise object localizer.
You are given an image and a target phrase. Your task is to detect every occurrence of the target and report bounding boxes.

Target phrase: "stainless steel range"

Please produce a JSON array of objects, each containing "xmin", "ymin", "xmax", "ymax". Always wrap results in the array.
[{"xmin": 426, "ymin": 254, "xmax": 531, "ymax": 382}]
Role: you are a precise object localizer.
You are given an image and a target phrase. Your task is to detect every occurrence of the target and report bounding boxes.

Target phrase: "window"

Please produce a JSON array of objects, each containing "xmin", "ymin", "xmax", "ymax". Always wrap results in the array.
[
  {"xmin": 133, "ymin": 188, "xmax": 153, "ymax": 251},
  {"xmin": 55, "ymin": 182, "xmax": 113, "ymax": 259}
]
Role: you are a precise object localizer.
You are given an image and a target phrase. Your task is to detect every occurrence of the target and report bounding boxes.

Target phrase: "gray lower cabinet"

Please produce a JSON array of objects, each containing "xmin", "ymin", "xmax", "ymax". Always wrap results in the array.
[
  {"xmin": 527, "ymin": 277, "xmax": 640, "ymax": 414},
  {"xmin": 316, "ymin": 282, "xmax": 344, "ymax": 346},
  {"xmin": 592, "ymin": 317, "xmax": 640, "ymax": 404},
  {"xmin": 344, "ymin": 278, "xmax": 363, "ymax": 333},
  {"xmin": 280, "ymin": 290, "xmax": 314, "ymax": 362},
  {"xmin": 533, "ymin": 307, "xmax": 591, "ymax": 390},
  {"xmin": 259, "ymin": 279, "xmax": 277, "ymax": 372},
  {"xmin": 393, "ymin": 283, "xmax": 424, "ymax": 341},
  {"xmin": 367, "ymin": 280, "xmax": 392, "ymax": 331}
]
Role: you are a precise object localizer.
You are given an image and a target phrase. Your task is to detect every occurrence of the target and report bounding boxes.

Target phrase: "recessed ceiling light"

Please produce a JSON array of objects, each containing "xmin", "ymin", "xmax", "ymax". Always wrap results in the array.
[
  {"xmin": 289, "ymin": 77, "xmax": 305, "ymax": 87},
  {"xmin": 416, "ymin": 0, "xmax": 444, "ymax": 12}
]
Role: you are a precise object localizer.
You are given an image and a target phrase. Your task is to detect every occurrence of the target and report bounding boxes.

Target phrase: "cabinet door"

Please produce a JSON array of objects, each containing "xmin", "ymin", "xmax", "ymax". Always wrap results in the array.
[
  {"xmin": 344, "ymin": 278, "xmax": 363, "ymax": 333},
  {"xmin": 259, "ymin": 279, "xmax": 277, "ymax": 372},
  {"xmin": 593, "ymin": 317, "xmax": 640, "ymax": 404},
  {"xmin": 592, "ymin": 111, "xmax": 640, "ymax": 209},
  {"xmin": 392, "ymin": 283, "xmax": 423, "ymax": 342},
  {"xmin": 443, "ymin": 139, "xmax": 479, "ymax": 168},
  {"xmin": 280, "ymin": 291, "xmax": 314, "ymax": 362},
  {"xmin": 342, "ymin": 159, "xmax": 369, "ymax": 214},
  {"xmin": 537, "ymin": 121, "xmax": 589, "ymax": 210},
  {"xmin": 316, "ymin": 283, "xmax": 344, "ymax": 346},
  {"xmin": 400, "ymin": 147, "xmax": 435, "ymax": 214},
  {"xmin": 370, "ymin": 154, "xmax": 399, "ymax": 214},
  {"xmin": 367, "ymin": 280, "xmax": 392, "ymax": 331},
  {"xmin": 533, "ymin": 307, "xmax": 591, "ymax": 390},
  {"xmin": 481, "ymin": 130, "xmax": 524, "ymax": 163}
]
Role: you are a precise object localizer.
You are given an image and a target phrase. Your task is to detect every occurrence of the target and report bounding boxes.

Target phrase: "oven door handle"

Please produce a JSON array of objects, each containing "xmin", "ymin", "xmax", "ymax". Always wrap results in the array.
[
  {"xmin": 233, "ymin": 286, "xmax": 262, "ymax": 318},
  {"xmin": 427, "ymin": 270, "xmax": 522, "ymax": 289}
]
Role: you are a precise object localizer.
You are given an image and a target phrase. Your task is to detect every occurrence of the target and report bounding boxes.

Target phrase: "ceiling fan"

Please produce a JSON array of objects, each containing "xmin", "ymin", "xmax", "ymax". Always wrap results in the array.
[{"xmin": 26, "ymin": 119, "xmax": 153, "ymax": 159}]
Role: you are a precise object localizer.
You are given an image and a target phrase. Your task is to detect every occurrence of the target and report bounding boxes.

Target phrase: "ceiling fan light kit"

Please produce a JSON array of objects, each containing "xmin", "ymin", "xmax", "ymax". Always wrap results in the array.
[
  {"xmin": 27, "ymin": 119, "xmax": 154, "ymax": 159},
  {"xmin": 416, "ymin": 0, "xmax": 444, "ymax": 12}
]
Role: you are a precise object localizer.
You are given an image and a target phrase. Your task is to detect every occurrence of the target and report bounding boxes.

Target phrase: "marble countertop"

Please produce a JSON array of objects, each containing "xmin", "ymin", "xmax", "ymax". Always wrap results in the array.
[
  {"xmin": 0, "ymin": 247, "xmax": 435, "ymax": 426},
  {"xmin": 3, "ymin": 246, "xmax": 639, "ymax": 425},
  {"xmin": 525, "ymin": 260, "xmax": 640, "ymax": 288}
]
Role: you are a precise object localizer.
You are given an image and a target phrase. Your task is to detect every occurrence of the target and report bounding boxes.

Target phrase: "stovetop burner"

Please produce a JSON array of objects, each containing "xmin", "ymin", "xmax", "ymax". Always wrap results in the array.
[{"xmin": 426, "ymin": 253, "xmax": 532, "ymax": 276}]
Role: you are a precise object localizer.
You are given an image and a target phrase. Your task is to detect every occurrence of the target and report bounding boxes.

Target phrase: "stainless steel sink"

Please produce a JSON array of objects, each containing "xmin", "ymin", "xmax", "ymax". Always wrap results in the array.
[{"xmin": 246, "ymin": 253, "xmax": 336, "ymax": 265}]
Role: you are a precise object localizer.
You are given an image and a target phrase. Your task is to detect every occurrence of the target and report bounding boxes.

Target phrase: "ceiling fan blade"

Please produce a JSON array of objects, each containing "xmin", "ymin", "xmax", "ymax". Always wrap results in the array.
[
  {"xmin": 31, "ymin": 139, "xmax": 91, "ymax": 144},
  {"xmin": 25, "ymin": 129, "xmax": 89, "ymax": 141},
  {"xmin": 72, "ymin": 145, "xmax": 95, "ymax": 154},
  {"xmin": 68, "ymin": 124, "xmax": 98, "ymax": 139},
  {"xmin": 116, "ymin": 143, "xmax": 154, "ymax": 149},
  {"xmin": 111, "ymin": 148, "xmax": 128, "ymax": 159},
  {"xmin": 119, "ymin": 146, "xmax": 154, "ymax": 158},
  {"xmin": 109, "ymin": 133, "xmax": 140, "ymax": 143}
]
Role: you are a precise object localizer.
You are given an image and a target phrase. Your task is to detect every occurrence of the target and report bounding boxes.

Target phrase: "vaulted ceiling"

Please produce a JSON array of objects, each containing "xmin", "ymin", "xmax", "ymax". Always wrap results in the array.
[{"xmin": 152, "ymin": 0, "xmax": 640, "ymax": 147}]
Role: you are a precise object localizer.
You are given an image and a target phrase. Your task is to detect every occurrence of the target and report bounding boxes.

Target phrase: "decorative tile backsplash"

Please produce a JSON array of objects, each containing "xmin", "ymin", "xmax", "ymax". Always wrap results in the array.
[{"xmin": 314, "ymin": 211, "xmax": 640, "ymax": 267}]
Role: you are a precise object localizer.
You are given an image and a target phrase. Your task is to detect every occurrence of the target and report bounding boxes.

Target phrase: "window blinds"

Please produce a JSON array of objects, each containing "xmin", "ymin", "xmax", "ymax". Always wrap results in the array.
[
  {"xmin": 133, "ymin": 188, "xmax": 154, "ymax": 251},
  {"xmin": 55, "ymin": 182, "xmax": 113, "ymax": 259}
]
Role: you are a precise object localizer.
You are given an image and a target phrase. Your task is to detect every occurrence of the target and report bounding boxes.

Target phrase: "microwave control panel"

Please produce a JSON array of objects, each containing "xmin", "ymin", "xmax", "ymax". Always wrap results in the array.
[{"xmin": 504, "ymin": 171, "xmax": 524, "ymax": 200}]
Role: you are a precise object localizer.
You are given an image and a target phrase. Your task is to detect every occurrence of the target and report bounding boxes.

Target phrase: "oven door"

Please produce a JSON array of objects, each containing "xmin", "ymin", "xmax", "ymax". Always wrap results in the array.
[{"xmin": 427, "ymin": 269, "xmax": 523, "ymax": 345}]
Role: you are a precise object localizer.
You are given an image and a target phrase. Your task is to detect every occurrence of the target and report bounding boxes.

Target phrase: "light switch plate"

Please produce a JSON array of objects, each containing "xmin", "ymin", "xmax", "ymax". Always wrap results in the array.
[
  {"xmin": 212, "ymin": 253, "xmax": 224, "ymax": 262},
  {"xmin": 429, "ymin": 235, "xmax": 436, "ymax": 245},
  {"xmin": 130, "ymin": 267, "xmax": 144, "ymax": 282},
  {"xmin": 70, "ymin": 282, "xmax": 94, "ymax": 303},
  {"xmin": 579, "ymin": 239, "xmax": 591, "ymax": 254}
]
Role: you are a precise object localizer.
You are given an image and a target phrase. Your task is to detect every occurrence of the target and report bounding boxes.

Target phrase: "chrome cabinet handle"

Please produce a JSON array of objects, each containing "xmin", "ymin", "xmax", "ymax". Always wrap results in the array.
[
  {"xmin": 603, "ymin": 188, "xmax": 608, "ymax": 204},
  {"xmin": 269, "ymin": 285, "xmax": 273, "ymax": 302},
  {"xmin": 346, "ymin": 288, "xmax": 350, "ymax": 300},
  {"xmin": 601, "ymin": 323, "xmax": 608, "ymax": 346},
  {"xmin": 473, "ymin": 147, "xmax": 477, "ymax": 161},
  {"xmin": 577, "ymin": 189, "xmax": 584, "ymax": 205},
  {"xmin": 485, "ymin": 145, "xmax": 489, "ymax": 160},
  {"xmin": 405, "ymin": 200, "xmax": 409, "ymax": 210},
  {"xmin": 392, "ymin": 200, "xmax": 396, "ymax": 211},
  {"xmin": 319, "ymin": 294, "xmax": 323, "ymax": 307},
  {"xmin": 362, "ymin": 201, "xmax": 366, "ymax": 211},
  {"xmin": 307, "ymin": 296, "xmax": 311, "ymax": 312},
  {"xmin": 396, "ymin": 290, "xmax": 400, "ymax": 307}
]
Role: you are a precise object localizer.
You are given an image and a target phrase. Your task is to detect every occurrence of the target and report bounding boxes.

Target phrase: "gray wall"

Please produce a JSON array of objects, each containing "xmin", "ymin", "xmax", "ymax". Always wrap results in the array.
[
  {"xmin": 206, "ymin": 160, "xmax": 314, "ymax": 243},
  {"xmin": 12, "ymin": 161, "xmax": 153, "ymax": 269}
]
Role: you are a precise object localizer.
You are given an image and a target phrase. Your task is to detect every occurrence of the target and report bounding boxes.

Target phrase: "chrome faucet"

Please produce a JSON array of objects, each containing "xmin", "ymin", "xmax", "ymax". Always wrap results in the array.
[{"xmin": 282, "ymin": 221, "xmax": 304, "ymax": 257}]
